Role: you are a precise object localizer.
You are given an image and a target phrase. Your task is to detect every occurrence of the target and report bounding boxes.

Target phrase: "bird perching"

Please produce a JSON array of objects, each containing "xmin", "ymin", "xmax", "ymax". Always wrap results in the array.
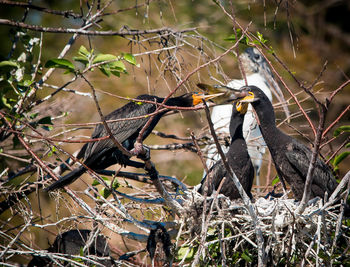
[
  {"xmin": 199, "ymin": 96, "xmax": 254, "ymax": 200},
  {"xmin": 201, "ymin": 47, "xmax": 290, "ymax": 190},
  {"xmin": 45, "ymin": 92, "xmax": 222, "ymax": 191},
  {"xmin": 236, "ymin": 86, "xmax": 338, "ymax": 201}
]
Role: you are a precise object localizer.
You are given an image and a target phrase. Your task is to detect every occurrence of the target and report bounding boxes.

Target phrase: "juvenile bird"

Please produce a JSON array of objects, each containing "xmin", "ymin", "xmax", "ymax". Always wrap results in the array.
[
  {"xmin": 203, "ymin": 47, "xmax": 289, "ymax": 189},
  {"xmin": 199, "ymin": 98, "xmax": 254, "ymax": 200},
  {"xmin": 237, "ymin": 85, "xmax": 337, "ymax": 200}
]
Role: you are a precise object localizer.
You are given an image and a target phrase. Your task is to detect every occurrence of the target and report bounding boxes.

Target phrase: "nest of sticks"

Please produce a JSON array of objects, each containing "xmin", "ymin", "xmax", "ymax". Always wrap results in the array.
[{"xmin": 172, "ymin": 182, "xmax": 350, "ymax": 266}]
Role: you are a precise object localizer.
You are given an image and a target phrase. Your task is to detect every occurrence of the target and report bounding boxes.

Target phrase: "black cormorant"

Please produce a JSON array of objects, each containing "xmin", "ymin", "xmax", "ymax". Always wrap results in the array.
[
  {"xmin": 238, "ymin": 85, "xmax": 337, "ymax": 200},
  {"xmin": 45, "ymin": 92, "xmax": 219, "ymax": 191},
  {"xmin": 199, "ymin": 99, "xmax": 254, "ymax": 200},
  {"xmin": 28, "ymin": 229, "xmax": 114, "ymax": 267},
  {"xmin": 201, "ymin": 47, "xmax": 289, "ymax": 190}
]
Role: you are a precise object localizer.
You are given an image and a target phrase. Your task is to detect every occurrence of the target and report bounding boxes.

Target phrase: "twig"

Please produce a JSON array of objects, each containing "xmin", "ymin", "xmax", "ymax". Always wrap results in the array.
[
  {"xmin": 0, "ymin": 19, "xmax": 196, "ymax": 36},
  {"xmin": 136, "ymin": 32, "xmax": 245, "ymax": 144},
  {"xmin": 0, "ymin": 0, "xmax": 82, "ymax": 18},
  {"xmin": 82, "ymin": 75, "xmax": 132, "ymax": 157},
  {"xmin": 296, "ymin": 103, "xmax": 327, "ymax": 215},
  {"xmin": 202, "ymin": 101, "xmax": 266, "ymax": 265}
]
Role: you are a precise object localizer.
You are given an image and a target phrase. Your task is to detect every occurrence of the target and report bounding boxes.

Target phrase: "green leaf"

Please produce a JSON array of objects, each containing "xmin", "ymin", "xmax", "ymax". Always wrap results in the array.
[
  {"xmin": 111, "ymin": 178, "xmax": 120, "ymax": 189},
  {"xmin": 99, "ymin": 66, "xmax": 111, "ymax": 77},
  {"xmin": 109, "ymin": 60, "xmax": 126, "ymax": 71},
  {"xmin": 37, "ymin": 116, "xmax": 53, "ymax": 125},
  {"xmin": 98, "ymin": 60, "xmax": 126, "ymax": 77},
  {"xmin": 0, "ymin": 60, "xmax": 19, "ymax": 68},
  {"xmin": 241, "ymin": 249, "xmax": 252, "ymax": 262},
  {"xmin": 93, "ymin": 53, "xmax": 117, "ymax": 64},
  {"xmin": 45, "ymin": 58, "xmax": 75, "ymax": 71},
  {"xmin": 99, "ymin": 178, "xmax": 120, "ymax": 198},
  {"xmin": 123, "ymin": 53, "xmax": 139, "ymax": 66},
  {"xmin": 29, "ymin": 113, "xmax": 39, "ymax": 119},
  {"xmin": 224, "ymin": 29, "xmax": 242, "ymax": 42},
  {"xmin": 271, "ymin": 175, "xmax": 280, "ymax": 186},
  {"xmin": 79, "ymin": 247, "xmax": 84, "ymax": 256},
  {"xmin": 78, "ymin": 45, "xmax": 90, "ymax": 57},
  {"xmin": 257, "ymin": 31, "xmax": 268, "ymax": 44},
  {"xmin": 268, "ymin": 46, "xmax": 275, "ymax": 54},
  {"xmin": 110, "ymin": 71, "xmax": 121, "ymax": 77},
  {"xmin": 100, "ymin": 187, "xmax": 111, "ymax": 198},
  {"xmin": 331, "ymin": 151, "xmax": 350, "ymax": 171},
  {"xmin": 48, "ymin": 145, "xmax": 57, "ymax": 157},
  {"xmin": 92, "ymin": 180, "xmax": 100, "ymax": 186},
  {"xmin": 177, "ymin": 246, "xmax": 195, "ymax": 261},
  {"xmin": 333, "ymin": 125, "xmax": 350, "ymax": 137},
  {"xmin": 73, "ymin": 56, "xmax": 89, "ymax": 65},
  {"xmin": 42, "ymin": 125, "xmax": 53, "ymax": 131},
  {"xmin": 17, "ymin": 80, "xmax": 34, "ymax": 90},
  {"xmin": 1, "ymin": 95, "xmax": 16, "ymax": 109},
  {"xmin": 92, "ymin": 176, "xmax": 110, "ymax": 186}
]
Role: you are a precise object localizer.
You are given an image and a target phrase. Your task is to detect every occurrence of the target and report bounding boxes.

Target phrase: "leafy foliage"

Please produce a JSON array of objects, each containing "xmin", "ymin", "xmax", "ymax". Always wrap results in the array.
[
  {"xmin": 0, "ymin": 30, "xmax": 40, "ymax": 111},
  {"xmin": 72, "ymin": 45, "xmax": 138, "ymax": 77}
]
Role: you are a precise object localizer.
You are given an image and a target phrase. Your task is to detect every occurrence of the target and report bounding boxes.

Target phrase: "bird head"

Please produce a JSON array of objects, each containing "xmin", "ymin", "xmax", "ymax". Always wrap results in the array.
[
  {"xmin": 240, "ymin": 47, "xmax": 290, "ymax": 121},
  {"xmin": 197, "ymin": 83, "xmax": 253, "ymax": 104},
  {"xmin": 236, "ymin": 86, "xmax": 263, "ymax": 104},
  {"xmin": 191, "ymin": 91, "xmax": 225, "ymax": 106},
  {"xmin": 235, "ymin": 92, "xmax": 254, "ymax": 114},
  {"xmin": 240, "ymin": 47, "xmax": 265, "ymax": 75},
  {"xmin": 196, "ymin": 83, "xmax": 246, "ymax": 104}
]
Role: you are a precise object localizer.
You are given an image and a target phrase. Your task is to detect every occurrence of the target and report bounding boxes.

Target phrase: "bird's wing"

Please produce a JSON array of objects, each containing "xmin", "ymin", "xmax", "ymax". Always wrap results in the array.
[
  {"xmin": 84, "ymin": 102, "xmax": 155, "ymax": 161},
  {"xmin": 285, "ymin": 141, "xmax": 337, "ymax": 193},
  {"xmin": 200, "ymin": 160, "xmax": 226, "ymax": 194}
]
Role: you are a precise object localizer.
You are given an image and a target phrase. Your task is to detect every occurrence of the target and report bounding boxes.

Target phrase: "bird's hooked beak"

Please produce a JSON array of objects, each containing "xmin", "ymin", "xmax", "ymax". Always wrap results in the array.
[
  {"xmin": 192, "ymin": 91, "xmax": 225, "ymax": 106},
  {"xmin": 236, "ymin": 101, "xmax": 249, "ymax": 114},
  {"xmin": 197, "ymin": 83, "xmax": 246, "ymax": 104},
  {"xmin": 238, "ymin": 90, "xmax": 258, "ymax": 103},
  {"xmin": 235, "ymin": 89, "xmax": 259, "ymax": 115}
]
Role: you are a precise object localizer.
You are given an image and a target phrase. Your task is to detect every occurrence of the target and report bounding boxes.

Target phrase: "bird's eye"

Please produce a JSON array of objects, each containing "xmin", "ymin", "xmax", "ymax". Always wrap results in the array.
[{"xmin": 254, "ymin": 54, "xmax": 260, "ymax": 60}]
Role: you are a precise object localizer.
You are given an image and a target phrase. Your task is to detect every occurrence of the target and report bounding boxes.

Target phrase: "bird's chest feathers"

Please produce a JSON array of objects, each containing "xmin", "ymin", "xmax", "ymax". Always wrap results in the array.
[{"xmin": 227, "ymin": 140, "xmax": 249, "ymax": 163}]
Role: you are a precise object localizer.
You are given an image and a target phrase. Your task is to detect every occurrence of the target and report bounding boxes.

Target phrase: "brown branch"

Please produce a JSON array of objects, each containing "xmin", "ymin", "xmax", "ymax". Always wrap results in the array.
[
  {"xmin": 136, "ymin": 33, "xmax": 245, "ymax": 144},
  {"xmin": 296, "ymin": 104, "xmax": 327, "ymax": 214},
  {"xmin": 322, "ymin": 104, "xmax": 350, "ymax": 138},
  {"xmin": 0, "ymin": 113, "xmax": 60, "ymax": 182},
  {"xmin": 325, "ymin": 136, "xmax": 350, "ymax": 165},
  {"xmin": 0, "ymin": 0, "xmax": 82, "ymax": 18},
  {"xmin": 0, "ymin": 19, "xmax": 196, "ymax": 36},
  {"xmin": 144, "ymin": 158, "xmax": 185, "ymax": 216},
  {"xmin": 82, "ymin": 75, "xmax": 132, "ymax": 157}
]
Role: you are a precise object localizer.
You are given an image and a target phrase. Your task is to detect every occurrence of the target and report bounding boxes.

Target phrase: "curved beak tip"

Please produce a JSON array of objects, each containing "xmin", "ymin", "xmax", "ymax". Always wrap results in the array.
[{"xmin": 201, "ymin": 92, "xmax": 225, "ymax": 100}]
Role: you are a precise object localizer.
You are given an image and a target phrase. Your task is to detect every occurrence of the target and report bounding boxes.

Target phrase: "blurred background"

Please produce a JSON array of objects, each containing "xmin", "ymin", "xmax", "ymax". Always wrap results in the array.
[{"xmin": 0, "ymin": 0, "xmax": 349, "ymax": 265}]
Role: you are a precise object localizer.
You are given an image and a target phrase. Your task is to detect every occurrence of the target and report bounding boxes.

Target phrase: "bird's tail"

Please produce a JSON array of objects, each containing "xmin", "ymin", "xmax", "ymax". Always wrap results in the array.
[{"xmin": 44, "ymin": 166, "xmax": 86, "ymax": 191}]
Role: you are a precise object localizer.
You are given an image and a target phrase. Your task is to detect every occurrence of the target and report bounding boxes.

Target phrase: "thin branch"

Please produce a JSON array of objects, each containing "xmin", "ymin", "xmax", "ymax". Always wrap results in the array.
[
  {"xmin": 82, "ymin": 75, "xmax": 132, "ymax": 157},
  {"xmin": 0, "ymin": 19, "xmax": 196, "ymax": 36},
  {"xmin": 136, "ymin": 32, "xmax": 245, "ymax": 143},
  {"xmin": 0, "ymin": 0, "xmax": 82, "ymax": 18}
]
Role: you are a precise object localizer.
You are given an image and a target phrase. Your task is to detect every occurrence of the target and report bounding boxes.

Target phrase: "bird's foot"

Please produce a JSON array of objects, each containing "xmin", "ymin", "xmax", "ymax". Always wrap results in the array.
[{"xmin": 131, "ymin": 142, "xmax": 151, "ymax": 161}]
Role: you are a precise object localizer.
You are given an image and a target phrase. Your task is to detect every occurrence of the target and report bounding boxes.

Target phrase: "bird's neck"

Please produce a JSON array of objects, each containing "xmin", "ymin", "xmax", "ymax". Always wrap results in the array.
[
  {"xmin": 252, "ymin": 99, "xmax": 290, "ymax": 154},
  {"xmin": 229, "ymin": 115, "xmax": 244, "ymax": 141},
  {"xmin": 251, "ymin": 99, "xmax": 279, "ymax": 145},
  {"xmin": 164, "ymin": 95, "xmax": 192, "ymax": 107}
]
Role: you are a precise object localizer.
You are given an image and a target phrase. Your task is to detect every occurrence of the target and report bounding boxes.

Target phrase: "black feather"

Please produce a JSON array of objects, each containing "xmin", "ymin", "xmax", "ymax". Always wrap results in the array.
[
  {"xmin": 241, "ymin": 86, "xmax": 337, "ymax": 200},
  {"xmin": 199, "ymin": 103, "xmax": 254, "ymax": 200},
  {"xmin": 46, "ymin": 93, "xmax": 198, "ymax": 191}
]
